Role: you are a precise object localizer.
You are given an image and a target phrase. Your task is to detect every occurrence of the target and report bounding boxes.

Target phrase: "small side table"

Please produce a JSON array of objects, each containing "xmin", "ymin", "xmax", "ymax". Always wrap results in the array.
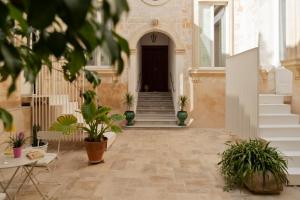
[{"xmin": 0, "ymin": 153, "xmax": 47, "ymax": 200}]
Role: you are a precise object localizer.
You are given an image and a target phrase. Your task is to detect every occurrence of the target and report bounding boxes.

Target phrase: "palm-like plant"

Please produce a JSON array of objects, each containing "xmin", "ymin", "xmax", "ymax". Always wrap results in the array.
[
  {"xmin": 50, "ymin": 90, "xmax": 124, "ymax": 142},
  {"xmin": 124, "ymin": 93, "xmax": 134, "ymax": 111},
  {"xmin": 81, "ymin": 99, "xmax": 124, "ymax": 142},
  {"xmin": 179, "ymin": 95, "xmax": 188, "ymax": 111},
  {"xmin": 49, "ymin": 115, "xmax": 78, "ymax": 135},
  {"xmin": 218, "ymin": 139, "xmax": 288, "ymax": 191}
]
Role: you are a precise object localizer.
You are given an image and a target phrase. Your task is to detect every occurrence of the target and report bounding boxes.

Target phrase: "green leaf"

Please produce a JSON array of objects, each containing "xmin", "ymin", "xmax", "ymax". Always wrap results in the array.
[
  {"xmin": 83, "ymin": 90, "xmax": 96, "ymax": 103},
  {"xmin": 84, "ymin": 70, "xmax": 101, "ymax": 88},
  {"xmin": 7, "ymin": 3, "xmax": 28, "ymax": 32},
  {"xmin": 49, "ymin": 114, "xmax": 78, "ymax": 135},
  {"xmin": 0, "ymin": 107, "xmax": 13, "ymax": 131},
  {"xmin": 0, "ymin": 2, "xmax": 8, "ymax": 26},
  {"xmin": 81, "ymin": 102, "xmax": 97, "ymax": 123},
  {"xmin": 110, "ymin": 125, "xmax": 122, "ymax": 133},
  {"xmin": 111, "ymin": 114, "xmax": 125, "ymax": 121},
  {"xmin": 47, "ymin": 32, "xmax": 66, "ymax": 57},
  {"xmin": 63, "ymin": 0, "xmax": 91, "ymax": 28},
  {"xmin": 67, "ymin": 49, "xmax": 86, "ymax": 76},
  {"xmin": 27, "ymin": 0, "xmax": 56, "ymax": 29},
  {"xmin": 78, "ymin": 22, "xmax": 99, "ymax": 51}
]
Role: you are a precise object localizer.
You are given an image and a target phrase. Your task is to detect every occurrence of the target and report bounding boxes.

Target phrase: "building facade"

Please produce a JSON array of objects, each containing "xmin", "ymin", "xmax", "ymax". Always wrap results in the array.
[{"xmin": 1, "ymin": 0, "xmax": 300, "ymax": 133}]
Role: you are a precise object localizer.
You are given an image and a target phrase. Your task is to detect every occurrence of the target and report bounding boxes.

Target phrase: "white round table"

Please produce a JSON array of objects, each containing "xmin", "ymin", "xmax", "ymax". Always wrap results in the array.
[{"xmin": 0, "ymin": 150, "xmax": 47, "ymax": 200}]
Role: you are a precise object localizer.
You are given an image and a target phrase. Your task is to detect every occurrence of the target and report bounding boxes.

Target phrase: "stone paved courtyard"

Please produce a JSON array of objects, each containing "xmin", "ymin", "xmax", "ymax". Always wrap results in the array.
[{"xmin": 2, "ymin": 128, "xmax": 300, "ymax": 199}]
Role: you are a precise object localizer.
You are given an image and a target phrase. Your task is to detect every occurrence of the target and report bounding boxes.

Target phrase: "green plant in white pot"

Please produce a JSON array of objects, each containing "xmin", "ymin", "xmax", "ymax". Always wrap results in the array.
[
  {"xmin": 218, "ymin": 139, "xmax": 288, "ymax": 194},
  {"xmin": 177, "ymin": 95, "xmax": 188, "ymax": 126},
  {"xmin": 123, "ymin": 93, "xmax": 135, "ymax": 126}
]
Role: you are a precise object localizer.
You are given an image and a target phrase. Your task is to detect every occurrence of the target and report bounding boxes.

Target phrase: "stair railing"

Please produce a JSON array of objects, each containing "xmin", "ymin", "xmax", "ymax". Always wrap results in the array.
[
  {"xmin": 32, "ymin": 57, "xmax": 86, "ymax": 141},
  {"xmin": 169, "ymin": 72, "xmax": 175, "ymax": 92}
]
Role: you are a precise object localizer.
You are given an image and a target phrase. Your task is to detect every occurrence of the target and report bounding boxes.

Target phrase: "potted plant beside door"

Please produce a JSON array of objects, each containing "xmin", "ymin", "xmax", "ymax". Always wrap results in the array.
[
  {"xmin": 177, "ymin": 95, "xmax": 188, "ymax": 126},
  {"xmin": 124, "ymin": 93, "xmax": 135, "ymax": 126}
]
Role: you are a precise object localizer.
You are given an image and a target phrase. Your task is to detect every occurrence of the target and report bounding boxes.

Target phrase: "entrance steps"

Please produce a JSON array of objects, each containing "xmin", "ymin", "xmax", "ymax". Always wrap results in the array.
[
  {"xmin": 259, "ymin": 94, "xmax": 300, "ymax": 185},
  {"xmin": 128, "ymin": 92, "xmax": 179, "ymax": 128}
]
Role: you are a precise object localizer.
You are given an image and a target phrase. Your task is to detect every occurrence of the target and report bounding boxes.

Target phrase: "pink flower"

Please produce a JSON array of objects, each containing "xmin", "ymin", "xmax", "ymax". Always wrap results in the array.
[{"xmin": 17, "ymin": 132, "xmax": 25, "ymax": 141}]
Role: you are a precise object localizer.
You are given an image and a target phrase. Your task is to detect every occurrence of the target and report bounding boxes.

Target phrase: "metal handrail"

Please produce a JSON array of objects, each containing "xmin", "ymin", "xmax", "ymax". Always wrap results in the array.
[{"xmin": 136, "ymin": 72, "xmax": 142, "ymax": 92}]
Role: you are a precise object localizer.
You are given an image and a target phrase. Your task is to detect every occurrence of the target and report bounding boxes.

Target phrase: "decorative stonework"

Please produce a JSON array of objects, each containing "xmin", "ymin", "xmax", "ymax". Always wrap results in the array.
[
  {"xmin": 141, "ymin": 0, "xmax": 170, "ymax": 6},
  {"xmin": 282, "ymin": 59, "xmax": 300, "ymax": 80},
  {"xmin": 189, "ymin": 68, "xmax": 225, "ymax": 83}
]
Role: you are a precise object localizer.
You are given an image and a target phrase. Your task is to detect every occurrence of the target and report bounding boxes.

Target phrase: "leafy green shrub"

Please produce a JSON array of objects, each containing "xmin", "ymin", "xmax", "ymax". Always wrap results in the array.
[{"xmin": 218, "ymin": 139, "xmax": 288, "ymax": 191}]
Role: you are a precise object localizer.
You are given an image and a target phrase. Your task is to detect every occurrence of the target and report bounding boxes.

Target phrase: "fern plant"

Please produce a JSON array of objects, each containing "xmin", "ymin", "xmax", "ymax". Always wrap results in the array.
[{"xmin": 218, "ymin": 139, "xmax": 288, "ymax": 191}]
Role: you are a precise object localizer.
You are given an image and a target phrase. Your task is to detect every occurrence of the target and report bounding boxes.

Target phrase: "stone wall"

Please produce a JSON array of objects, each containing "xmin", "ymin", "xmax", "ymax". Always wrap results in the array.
[
  {"xmin": 281, "ymin": 0, "xmax": 300, "ymax": 114},
  {"xmin": 0, "ymin": 78, "xmax": 21, "ymax": 109},
  {"xmin": 189, "ymin": 69, "xmax": 225, "ymax": 128}
]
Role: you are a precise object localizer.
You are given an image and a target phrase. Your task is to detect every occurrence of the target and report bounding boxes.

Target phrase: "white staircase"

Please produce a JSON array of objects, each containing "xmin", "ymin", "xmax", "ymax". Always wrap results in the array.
[
  {"xmin": 132, "ymin": 92, "xmax": 178, "ymax": 128},
  {"xmin": 259, "ymin": 94, "xmax": 300, "ymax": 185},
  {"xmin": 49, "ymin": 95, "xmax": 84, "ymax": 123}
]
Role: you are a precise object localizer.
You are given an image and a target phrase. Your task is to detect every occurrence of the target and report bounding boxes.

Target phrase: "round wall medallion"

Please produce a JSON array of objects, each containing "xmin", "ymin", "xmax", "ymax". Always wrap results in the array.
[{"xmin": 142, "ymin": 0, "xmax": 170, "ymax": 6}]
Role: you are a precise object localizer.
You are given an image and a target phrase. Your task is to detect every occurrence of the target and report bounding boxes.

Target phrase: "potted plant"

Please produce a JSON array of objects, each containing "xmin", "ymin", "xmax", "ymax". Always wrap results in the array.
[
  {"xmin": 177, "ymin": 95, "xmax": 188, "ymax": 126},
  {"xmin": 32, "ymin": 124, "xmax": 48, "ymax": 152},
  {"xmin": 81, "ymin": 91, "xmax": 124, "ymax": 163},
  {"xmin": 123, "ymin": 92, "xmax": 135, "ymax": 126},
  {"xmin": 50, "ymin": 90, "xmax": 124, "ymax": 164},
  {"xmin": 218, "ymin": 139, "xmax": 288, "ymax": 194},
  {"xmin": 8, "ymin": 132, "xmax": 26, "ymax": 158}
]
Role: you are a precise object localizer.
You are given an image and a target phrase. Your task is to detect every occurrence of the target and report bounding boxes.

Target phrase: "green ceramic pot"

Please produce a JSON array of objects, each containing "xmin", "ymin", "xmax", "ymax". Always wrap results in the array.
[
  {"xmin": 177, "ymin": 111, "xmax": 188, "ymax": 126},
  {"xmin": 124, "ymin": 111, "xmax": 135, "ymax": 126}
]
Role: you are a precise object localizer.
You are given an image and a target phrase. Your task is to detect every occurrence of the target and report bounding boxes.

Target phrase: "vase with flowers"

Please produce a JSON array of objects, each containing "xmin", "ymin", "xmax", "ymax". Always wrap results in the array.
[{"xmin": 9, "ymin": 132, "xmax": 26, "ymax": 158}]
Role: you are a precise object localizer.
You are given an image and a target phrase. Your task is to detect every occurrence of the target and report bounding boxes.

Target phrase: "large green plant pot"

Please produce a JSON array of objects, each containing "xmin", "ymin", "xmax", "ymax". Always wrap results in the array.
[
  {"xmin": 177, "ymin": 111, "xmax": 188, "ymax": 126},
  {"xmin": 124, "ymin": 111, "xmax": 135, "ymax": 126}
]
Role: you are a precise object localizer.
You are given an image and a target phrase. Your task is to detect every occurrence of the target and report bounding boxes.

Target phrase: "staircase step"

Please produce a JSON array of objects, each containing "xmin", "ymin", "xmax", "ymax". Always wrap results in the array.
[
  {"xmin": 259, "ymin": 125, "xmax": 300, "ymax": 137},
  {"xmin": 139, "ymin": 92, "xmax": 172, "ymax": 96},
  {"xmin": 262, "ymin": 137, "xmax": 300, "ymax": 151},
  {"xmin": 126, "ymin": 124, "xmax": 183, "ymax": 128},
  {"xmin": 138, "ymin": 98, "xmax": 173, "ymax": 102},
  {"xmin": 137, "ymin": 107, "xmax": 175, "ymax": 112},
  {"xmin": 287, "ymin": 168, "xmax": 300, "ymax": 185},
  {"xmin": 259, "ymin": 104, "xmax": 291, "ymax": 114},
  {"xmin": 282, "ymin": 151, "xmax": 300, "ymax": 168},
  {"xmin": 138, "ymin": 101, "xmax": 174, "ymax": 107},
  {"xmin": 259, "ymin": 94, "xmax": 285, "ymax": 104},
  {"xmin": 135, "ymin": 120, "xmax": 177, "ymax": 126},
  {"xmin": 259, "ymin": 114, "xmax": 299, "ymax": 125}
]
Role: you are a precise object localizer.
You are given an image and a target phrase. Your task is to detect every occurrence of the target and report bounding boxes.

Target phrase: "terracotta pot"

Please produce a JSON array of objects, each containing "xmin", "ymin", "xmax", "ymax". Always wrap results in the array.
[
  {"xmin": 84, "ymin": 139, "xmax": 107, "ymax": 164},
  {"xmin": 13, "ymin": 147, "xmax": 22, "ymax": 158},
  {"xmin": 245, "ymin": 171, "xmax": 284, "ymax": 194}
]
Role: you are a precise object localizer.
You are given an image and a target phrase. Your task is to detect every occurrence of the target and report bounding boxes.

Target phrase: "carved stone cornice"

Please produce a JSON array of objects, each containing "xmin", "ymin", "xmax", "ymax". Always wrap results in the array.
[
  {"xmin": 189, "ymin": 67, "xmax": 225, "ymax": 83},
  {"xmin": 175, "ymin": 49, "xmax": 186, "ymax": 54},
  {"xmin": 259, "ymin": 69, "xmax": 269, "ymax": 80},
  {"xmin": 281, "ymin": 58, "xmax": 300, "ymax": 80}
]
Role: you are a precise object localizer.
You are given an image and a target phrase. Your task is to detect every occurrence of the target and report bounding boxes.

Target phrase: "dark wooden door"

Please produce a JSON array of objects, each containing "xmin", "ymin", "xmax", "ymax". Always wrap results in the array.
[{"xmin": 141, "ymin": 46, "xmax": 168, "ymax": 92}]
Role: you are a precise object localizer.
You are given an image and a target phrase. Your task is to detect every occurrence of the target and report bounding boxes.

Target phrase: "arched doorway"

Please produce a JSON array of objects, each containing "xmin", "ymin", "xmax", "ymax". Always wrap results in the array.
[{"xmin": 137, "ymin": 32, "xmax": 175, "ymax": 92}]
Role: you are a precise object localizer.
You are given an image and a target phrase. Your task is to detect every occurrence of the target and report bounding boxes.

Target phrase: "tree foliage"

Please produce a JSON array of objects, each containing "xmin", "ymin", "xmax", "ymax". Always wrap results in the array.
[{"xmin": 0, "ymin": 0, "xmax": 130, "ymax": 130}]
